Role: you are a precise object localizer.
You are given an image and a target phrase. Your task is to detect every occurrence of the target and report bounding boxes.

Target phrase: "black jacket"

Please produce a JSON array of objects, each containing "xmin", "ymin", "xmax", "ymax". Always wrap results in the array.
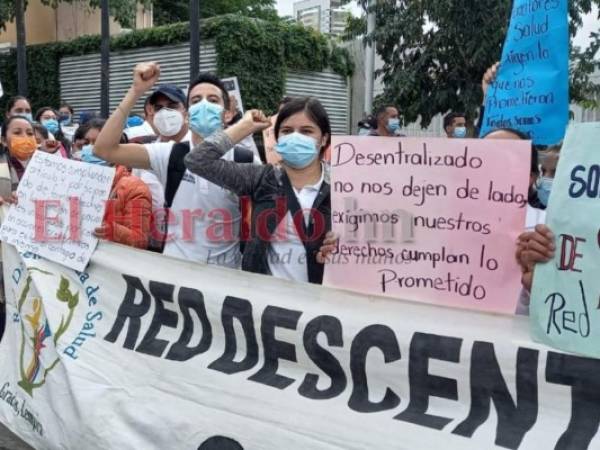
[{"xmin": 184, "ymin": 132, "xmax": 331, "ymax": 284}]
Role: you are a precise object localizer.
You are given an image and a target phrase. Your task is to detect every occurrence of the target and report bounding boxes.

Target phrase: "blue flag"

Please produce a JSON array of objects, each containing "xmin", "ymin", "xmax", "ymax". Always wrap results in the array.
[{"xmin": 480, "ymin": 0, "xmax": 569, "ymax": 145}]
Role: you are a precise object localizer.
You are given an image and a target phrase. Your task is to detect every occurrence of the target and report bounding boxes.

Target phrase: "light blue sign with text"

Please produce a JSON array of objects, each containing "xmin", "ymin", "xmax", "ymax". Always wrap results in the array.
[
  {"xmin": 480, "ymin": 0, "xmax": 569, "ymax": 145},
  {"xmin": 531, "ymin": 123, "xmax": 600, "ymax": 357}
]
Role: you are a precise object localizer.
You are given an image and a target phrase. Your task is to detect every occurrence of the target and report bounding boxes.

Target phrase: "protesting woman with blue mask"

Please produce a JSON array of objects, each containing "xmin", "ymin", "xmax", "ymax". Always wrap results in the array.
[{"xmin": 185, "ymin": 97, "xmax": 337, "ymax": 285}]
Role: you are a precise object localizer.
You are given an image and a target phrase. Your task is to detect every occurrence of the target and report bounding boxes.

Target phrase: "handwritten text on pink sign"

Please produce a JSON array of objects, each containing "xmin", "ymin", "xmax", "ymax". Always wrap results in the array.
[{"xmin": 324, "ymin": 137, "xmax": 530, "ymax": 314}]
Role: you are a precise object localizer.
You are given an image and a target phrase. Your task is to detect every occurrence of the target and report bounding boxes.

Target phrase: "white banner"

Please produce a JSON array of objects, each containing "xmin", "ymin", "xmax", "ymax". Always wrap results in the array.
[{"xmin": 0, "ymin": 241, "xmax": 599, "ymax": 449}]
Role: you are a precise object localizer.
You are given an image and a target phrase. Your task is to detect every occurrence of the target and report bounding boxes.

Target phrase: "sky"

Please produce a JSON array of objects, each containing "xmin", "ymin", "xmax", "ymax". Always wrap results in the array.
[
  {"xmin": 276, "ymin": 1, "xmax": 597, "ymax": 49},
  {"xmin": 276, "ymin": 0, "xmax": 361, "ymax": 17},
  {"xmin": 574, "ymin": 6, "xmax": 598, "ymax": 49},
  {"xmin": 275, "ymin": 0, "xmax": 296, "ymax": 17}
]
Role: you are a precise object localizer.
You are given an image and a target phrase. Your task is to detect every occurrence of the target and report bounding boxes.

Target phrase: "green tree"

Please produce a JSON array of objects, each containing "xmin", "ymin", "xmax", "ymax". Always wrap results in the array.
[
  {"xmin": 0, "ymin": 0, "xmax": 151, "ymax": 31},
  {"xmin": 153, "ymin": 0, "xmax": 278, "ymax": 26},
  {"xmin": 0, "ymin": 0, "xmax": 151, "ymax": 96},
  {"xmin": 345, "ymin": 0, "xmax": 600, "ymax": 127}
]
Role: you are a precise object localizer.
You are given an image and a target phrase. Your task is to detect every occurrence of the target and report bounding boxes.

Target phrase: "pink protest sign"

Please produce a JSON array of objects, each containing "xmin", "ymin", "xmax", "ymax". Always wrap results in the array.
[{"xmin": 324, "ymin": 136, "xmax": 531, "ymax": 314}]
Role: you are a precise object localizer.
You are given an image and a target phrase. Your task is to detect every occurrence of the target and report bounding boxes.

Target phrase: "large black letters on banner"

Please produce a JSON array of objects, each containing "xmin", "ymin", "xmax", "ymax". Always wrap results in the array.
[
  {"xmin": 298, "ymin": 315, "xmax": 347, "ymax": 400},
  {"xmin": 248, "ymin": 306, "xmax": 302, "ymax": 389},
  {"xmin": 198, "ymin": 436, "xmax": 244, "ymax": 450},
  {"xmin": 546, "ymin": 352, "xmax": 600, "ymax": 450},
  {"xmin": 395, "ymin": 332, "xmax": 461, "ymax": 429},
  {"xmin": 452, "ymin": 343, "xmax": 539, "ymax": 449},
  {"xmin": 209, "ymin": 296, "xmax": 259, "ymax": 374},
  {"xmin": 166, "ymin": 287, "xmax": 213, "ymax": 361},
  {"xmin": 348, "ymin": 324, "xmax": 401, "ymax": 413},
  {"xmin": 105, "ymin": 278, "xmax": 600, "ymax": 450},
  {"xmin": 136, "ymin": 281, "xmax": 179, "ymax": 357},
  {"xmin": 104, "ymin": 275, "xmax": 151, "ymax": 349}
]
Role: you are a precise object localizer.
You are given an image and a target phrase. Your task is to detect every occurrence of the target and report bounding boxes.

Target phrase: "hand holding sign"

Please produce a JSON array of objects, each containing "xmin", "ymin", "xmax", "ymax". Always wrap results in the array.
[
  {"xmin": 481, "ymin": 62, "xmax": 500, "ymax": 101},
  {"xmin": 518, "ymin": 224, "xmax": 555, "ymax": 290},
  {"xmin": 521, "ymin": 225, "xmax": 555, "ymax": 266},
  {"xmin": 316, "ymin": 232, "xmax": 338, "ymax": 264},
  {"xmin": 0, "ymin": 192, "xmax": 18, "ymax": 206},
  {"xmin": 479, "ymin": 0, "xmax": 569, "ymax": 144},
  {"xmin": 0, "ymin": 152, "xmax": 115, "ymax": 271}
]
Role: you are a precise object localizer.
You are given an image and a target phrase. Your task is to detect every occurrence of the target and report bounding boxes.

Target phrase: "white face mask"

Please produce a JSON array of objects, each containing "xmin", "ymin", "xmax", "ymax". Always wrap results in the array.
[{"xmin": 153, "ymin": 108, "xmax": 184, "ymax": 137}]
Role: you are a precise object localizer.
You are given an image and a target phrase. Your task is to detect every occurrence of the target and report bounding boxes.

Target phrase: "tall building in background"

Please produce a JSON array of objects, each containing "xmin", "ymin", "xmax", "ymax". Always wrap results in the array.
[{"xmin": 293, "ymin": 0, "xmax": 349, "ymax": 36}]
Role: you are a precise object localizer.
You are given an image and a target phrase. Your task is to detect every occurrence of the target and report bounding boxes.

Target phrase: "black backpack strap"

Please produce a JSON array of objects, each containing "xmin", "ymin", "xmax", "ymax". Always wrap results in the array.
[
  {"xmin": 233, "ymin": 146, "xmax": 254, "ymax": 163},
  {"xmin": 165, "ymin": 142, "xmax": 191, "ymax": 208},
  {"xmin": 233, "ymin": 146, "xmax": 255, "ymax": 254}
]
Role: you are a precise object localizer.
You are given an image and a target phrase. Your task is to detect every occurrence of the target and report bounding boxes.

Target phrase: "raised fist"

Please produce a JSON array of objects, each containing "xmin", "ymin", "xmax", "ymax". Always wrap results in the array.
[{"xmin": 132, "ymin": 62, "xmax": 161, "ymax": 96}]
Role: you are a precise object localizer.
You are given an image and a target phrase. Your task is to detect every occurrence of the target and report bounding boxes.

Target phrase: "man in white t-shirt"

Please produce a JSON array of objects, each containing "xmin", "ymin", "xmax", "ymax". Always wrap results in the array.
[
  {"xmin": 129, "ymin": 85, "xmax": 191, "ymax": 217},
  {"xmin": 94, "ymin": 62, "xmax": 260, "ymax": 268}
]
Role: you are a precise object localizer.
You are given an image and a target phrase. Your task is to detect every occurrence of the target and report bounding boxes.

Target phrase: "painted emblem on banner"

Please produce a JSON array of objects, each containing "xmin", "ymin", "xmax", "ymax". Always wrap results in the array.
[{"xmin": 17, "ymin": 272, "xmax": 79, "ymax": 396}]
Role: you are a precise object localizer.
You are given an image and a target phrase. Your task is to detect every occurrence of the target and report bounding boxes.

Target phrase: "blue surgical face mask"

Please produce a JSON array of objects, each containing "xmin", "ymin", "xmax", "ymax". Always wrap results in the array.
[
  {"xmin": 358, "ymin": 127, "xmax": 371, "ymax": 136},
  {"xmin": 81, "ymin": 144, "xmax": 110, "ymax": 166},
  {"xmin": 387, "ymin": 118, "xmax": 400, "ymax": 134},
  {"xmin": 275, "ymin": 132, "xmax": 319, "ymax": 169},
  {"xmin": 453, "ymin": 126, "xmax": 467, "ymax": 138},
  {"xmin": 42, "ymin": 119, "xmax": 60, "ymax": 135},
  {"xmin": 188, "ymin": 100, "xmax": 224, "ymax": 137},
  {"xmin": 537, "ymin": 177, "xmax": 553, "ymax": 207},
  {"xmin": 59, "ymin": 113, "xmax": 72, "ymax": 126}
]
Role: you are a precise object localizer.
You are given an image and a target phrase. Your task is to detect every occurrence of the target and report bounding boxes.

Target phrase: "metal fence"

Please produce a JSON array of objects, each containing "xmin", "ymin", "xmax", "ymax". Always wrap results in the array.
[
  {"xmin": 284, "ymin": 70, "xmax": 349, "ymax": 134},
  {"xmin": 60, "ymin": 43, "xmax": 217, "ymax": 118},
  {"xmin": 59, "ymin": 42, "xmax": 350, "ymax": 134}
]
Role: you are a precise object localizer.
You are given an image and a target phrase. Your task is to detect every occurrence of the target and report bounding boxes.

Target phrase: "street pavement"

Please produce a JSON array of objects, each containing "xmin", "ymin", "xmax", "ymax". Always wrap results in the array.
[{"xmin": 0, "ymin": 422, "xmax": 32, "ymax": 449}]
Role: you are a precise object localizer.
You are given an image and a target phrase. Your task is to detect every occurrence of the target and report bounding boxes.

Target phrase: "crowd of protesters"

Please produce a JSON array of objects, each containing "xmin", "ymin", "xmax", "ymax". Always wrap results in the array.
[{"xmin": 0, "ymin": 60, "xmax": 562, "ymax": 329}]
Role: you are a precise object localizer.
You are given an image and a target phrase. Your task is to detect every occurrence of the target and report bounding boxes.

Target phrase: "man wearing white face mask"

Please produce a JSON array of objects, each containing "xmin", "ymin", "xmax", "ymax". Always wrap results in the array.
[
  {"xmin": 129, "ymin": 85, "xmax": 191, "ymax": 250},
  {"xmin": 126, "ymin": 85, "xmax": 190, "ymax": 251},
  {"xmin": 147, "ymin": 85, "xmax": 191, "ymax": 143},
  {"xmin": 94, "ymin": 62, "xmax": 260, "ymax": 266}
]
